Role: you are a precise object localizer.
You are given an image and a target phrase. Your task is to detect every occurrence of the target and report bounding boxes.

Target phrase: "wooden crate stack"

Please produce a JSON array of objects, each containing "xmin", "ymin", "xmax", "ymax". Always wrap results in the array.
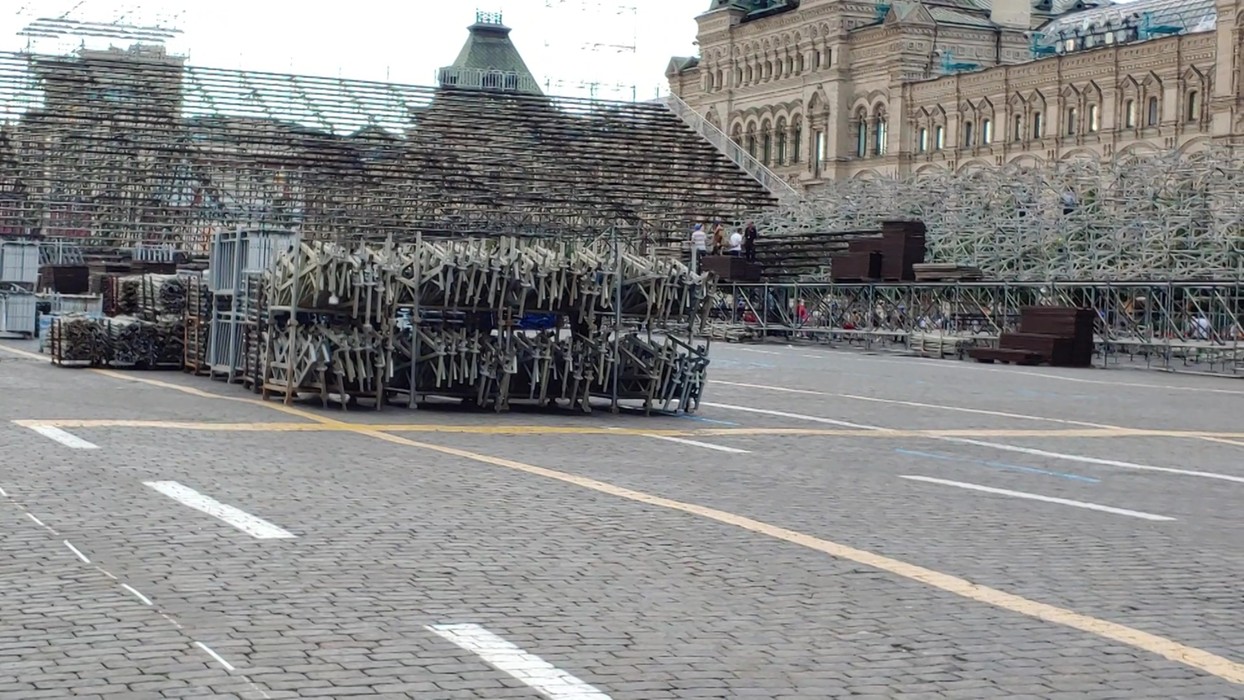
[
  {"xmin": 830, "ymin": 220, "xmax": 927, "ymax": 282},
  {"xmin": 969, "ymin": 306, "xmax": 1095, "ymax": 367}
]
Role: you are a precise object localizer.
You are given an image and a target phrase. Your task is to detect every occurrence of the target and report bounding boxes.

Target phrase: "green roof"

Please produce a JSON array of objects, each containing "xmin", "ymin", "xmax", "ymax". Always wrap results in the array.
[{"xmin": 438, "ymin": 13, "xmax": 542, "ymax": 95}]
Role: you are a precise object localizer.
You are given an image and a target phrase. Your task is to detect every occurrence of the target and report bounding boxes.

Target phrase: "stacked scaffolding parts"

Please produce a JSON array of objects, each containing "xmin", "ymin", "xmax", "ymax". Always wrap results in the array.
[
  {"xmin": 261, "ymin": 236, "xmax": 711, "ymax": 413},
  {"xmin": 0, "ymin": 49, "xmax": 776, "ymax": 251},
  {"xmin": 753, "ymin": 148, "xmax": 1244, "ymax": 282}
]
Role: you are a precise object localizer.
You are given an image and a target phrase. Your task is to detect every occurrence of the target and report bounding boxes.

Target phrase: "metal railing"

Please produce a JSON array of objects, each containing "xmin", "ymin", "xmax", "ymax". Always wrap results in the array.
[
  {"xmin": 702, "ymin": 280, "xmax": 1244, "ymax": 376},
  {"xmin": 659, "ymin": 92, "xmax": 801, "ymax": 203},
  {"xmin": 436, "ymin": 67, "xmax": 542, "ymax": 95}
]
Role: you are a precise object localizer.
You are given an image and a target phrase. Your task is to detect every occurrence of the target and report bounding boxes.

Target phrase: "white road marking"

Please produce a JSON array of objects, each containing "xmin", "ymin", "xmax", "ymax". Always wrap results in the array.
[
  {"xmin": 63, "ymin": 541, "xmax": 90, "ymax": 563},
  {"xmin": 426, "ymin": 623, "xmax": 610, "ymax": 699},
  {"xmin": 95, "ymin": 566, "xmax": 117, "ymax": 580},
  {"xmin": 644, "ymin": 434, "xmax": 749, "ymax": 454},
  {"xmin": 144, "ymin": 481, "xmax": 295, "ymax": 540},
  {"xmin": 901, "ymin": 475, "xmax": 1176, "ymax": 521},
  {"xmin": 121, "ymin": 584, "xmax": 153, "ymax": 606},
  {"xmin": 733, "ymin": 347, "xmax": 784, "ymax": 356},
  {"xmin": 712, "ymin": 380, "xmax": 1117, "ymax": 429},
  {"xmin": 941, "ymin": 438, "xmax": 1244, "ymax": 485},
  {"xmin": 24, "ymin": 425, "xmax": 99, "ymax": 449},
  {"xmin": 705, "ymin": 401, "xmax": 1244, "ymax": 485},
  {"xmin": 742, "ymin": 346, "xmax": 1244, "ymax": 396},
  {"xmin": 0, "ymin": 486, "xmax": 7, "ymax": 497},
  {"xmin": 701, "ymin": 402, "xmax": 880, "ymax": 430},
  {"xmin": 26, "ymin": 512, "xmax": 47, "ymax": 527},
  {"xmin": 194, "ymin": 641, "xmax": 236, "ymax": 672}
]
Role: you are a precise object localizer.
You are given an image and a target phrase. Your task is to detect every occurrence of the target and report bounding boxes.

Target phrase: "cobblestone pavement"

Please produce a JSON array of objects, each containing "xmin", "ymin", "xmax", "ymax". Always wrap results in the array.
[{"xmin": 2, "ymin": 340, "xmax": 1243, "ymax": 699}]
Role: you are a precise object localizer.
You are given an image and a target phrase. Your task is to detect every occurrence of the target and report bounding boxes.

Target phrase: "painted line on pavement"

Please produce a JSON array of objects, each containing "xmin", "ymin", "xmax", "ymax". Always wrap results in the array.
[
  {"xmin": 63, "ymin": 540, "xmax": 90, "ymax": 563},
  {"xmin": 713, "ymin": 380, "xmax": 1120, "ymax": 430},
  {"xmin": 941, "ymin": 437, "xmax": 1244, "ymax": 486},
  {"xmin": 121, "ymin": 584, "xmax": 154, "ymax": 607},
  {"xmin": 705, "ymin": 401, "xmax": 1244, "ymax": 485},
  {"xmin": 645, "ymin": 434, "xmax": 749, "ymax": 454},
  {"xmin": 900, "ymin": 475, "xmax": 1175, "ymax": 521},
  {"xmin": 22, "ymin": 424, "xmax": 99, "ymax": 449},
  {"xmin": 26, "ymin": 512, "xmax": 48, "ymax": 527},
  {"xmin": 725, "ymin": 345, "xmax": 1244, "ymax": 396},
  {"xmin": 194, "ymin": 642, "xmax": 236, "ymax": 673},
  {"xmin": 895, "ymin": 448, "xmax": 1100, "ymax": 484},
  {"xmin": 700, "ymin": 402, "xmax": 882, "ymax": 430},
  {"xmin": 144, "ymin": 481, "xmax": 295, "ymax": 540},
  {"xmin": 43, "ymin": 359, "xmax": 1244, "ymax": 685},
  {"xmin": 427, "ymin": 623, "xmax": 610, "ymax": 699}
]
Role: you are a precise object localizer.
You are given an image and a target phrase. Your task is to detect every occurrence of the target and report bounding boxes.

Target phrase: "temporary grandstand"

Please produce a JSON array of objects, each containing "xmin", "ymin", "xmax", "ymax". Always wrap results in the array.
[{"xmin": 0, "ymin": 12, "xmax": 777, "ymax": 252}]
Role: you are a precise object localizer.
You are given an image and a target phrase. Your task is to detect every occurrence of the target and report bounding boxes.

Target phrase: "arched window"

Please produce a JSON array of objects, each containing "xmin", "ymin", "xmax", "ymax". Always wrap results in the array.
[
  {"xmin": 1066, "ymin": 107, "xmax": 1077, "ymax": 135},
  {"xmin": 1124, "ymin": 99, "xmax": 1136, "ymax": 128},
  {"xmin": 917, "ymin": 127, "xmax": 928, "ymax": 153},
  {"xmin": 874, "ymin": 115, "xmax": 888, "ymax": 155},
  {"xmin": 934, "ymin": 125, "xmax": 945, "ymax": 150},
  {"xmin": 1013, "ymin": 113, "xmax": 1023, "ymax": 142},
  {"xmin": 796, "ymin": 54, "xmax": 805, "ymax": 72},
  {"xmin": 963, "ymin": 120, "xmax": 974, "ymax": 147},
  {"xmin": 762, "ymin": 132, "xmax": 772, "ymax": 165},
  {"xmin": 1146, "ymin": 96, "xmax": 1159, "ymax": 126},
  {"xmin": 746, "ymin": 132, "xmax": 757, "ymax": 157},
  {"xmin": 1186, "ymin": 90, "xmax": 1199, "ymax": 122},
  {"xmin": 856, "ymin": 113, "xmax": 868, "ymax": 157},
  {"xmin": 1088, "ymin": 104, "xmax": 1099, "ymax": 132},
  {"xmin": 1032, "ymin": 111, "xmax": 1043, "ymax": 138},
  {"xmin": 982, "ymin": 118, "xmax": 993, "ymax": 144}
]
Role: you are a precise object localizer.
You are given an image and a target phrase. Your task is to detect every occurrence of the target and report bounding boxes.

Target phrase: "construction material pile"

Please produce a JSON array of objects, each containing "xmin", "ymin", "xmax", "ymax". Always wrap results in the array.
[
  {"xmin": 49, "ymin": 315, "xmax": 184, "ymax": 369},
  {"xmin": 260, "ymin": 237, "xmax": 712, "ymax": 413},
  {"xmin": 112, "ymin": 274, "xmax": 187, "ymax": 317}
]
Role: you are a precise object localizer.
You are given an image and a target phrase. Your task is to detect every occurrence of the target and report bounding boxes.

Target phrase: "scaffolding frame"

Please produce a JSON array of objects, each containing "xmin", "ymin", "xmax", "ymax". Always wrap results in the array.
[
  {"xmin": 0, "ymin": 48, "xmax": 775, "ymax": 252},
  {"xmin": 705, "ymin": 280, "xmax": 1243, "ymax": 374},
  {"xmin": 754, "ymin": 148, "xmax": 1244, "ymax": 282}
]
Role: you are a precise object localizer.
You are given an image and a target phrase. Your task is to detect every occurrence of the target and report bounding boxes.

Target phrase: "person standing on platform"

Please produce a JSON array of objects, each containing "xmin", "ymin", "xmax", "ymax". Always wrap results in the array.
[
  {"xmin": 727, "ymin": 228, "xmax": 744, "ymax": 256},
  {"xmin": 690, "ymin": 224, "xmax": 707, "ymax": 273},
  {"xmin": 744, "ymin": 222, "xmax": 759, "ymax": 261},
  {"xmin": 711, "ymin": 223, "xmax": 727, "ymax": 255}
]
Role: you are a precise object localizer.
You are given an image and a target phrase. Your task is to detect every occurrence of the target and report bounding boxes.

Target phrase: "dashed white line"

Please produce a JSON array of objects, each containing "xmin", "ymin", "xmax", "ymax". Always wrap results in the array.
[
  {"xmin": 121, "ymin": 584, "xmax": 154, "ymax": 607},
  {"xmin": 0, "ymin": 486, "xmax": 8, "ymax": 497},
  {"xmin": 23, "ymin": 424, "xmax": 100, "ymax": 449},
  {"xmin": 194, "ymin": 641, "xmax": 236, "ymax": 673},
  {"xmin": 644, "ymin": 434, "xmax": 749, "ymax": 454},
  {"xmin": 26, "ymin": 512, "xmax": 47, "ymax": 527},
  {"xmin": 63, "ymin": 540, "xmax": 90, "ymax": 563},
  {"xmin": 144, "ymin": 481, "xmax": 295, "ymax": 540},
  {"xmin": 901, "ymin": 475, "xmax": 1177, "ymax": 521},
  {"xmin": 427, "ymin": 623, "xmax": 611, "ymax": 699}
]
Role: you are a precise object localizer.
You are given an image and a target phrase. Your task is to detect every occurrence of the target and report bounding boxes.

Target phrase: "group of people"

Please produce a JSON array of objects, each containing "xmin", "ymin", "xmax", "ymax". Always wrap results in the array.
[{"xmin": 691, "ymin": 222, "xmax": 759, "ymax": 261}]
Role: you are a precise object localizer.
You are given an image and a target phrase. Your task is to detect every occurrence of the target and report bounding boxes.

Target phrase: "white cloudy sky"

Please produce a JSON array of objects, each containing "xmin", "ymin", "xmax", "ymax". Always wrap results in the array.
[{"xmin": 2, "ymin": 0, "xmax": 707, "ymax": 100}]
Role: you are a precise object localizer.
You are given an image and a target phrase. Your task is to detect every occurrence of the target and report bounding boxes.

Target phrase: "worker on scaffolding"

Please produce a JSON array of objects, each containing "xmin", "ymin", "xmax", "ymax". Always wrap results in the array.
[{"xmin": 743, "ymin": 222, "xmax": 759, "ymax": 261}]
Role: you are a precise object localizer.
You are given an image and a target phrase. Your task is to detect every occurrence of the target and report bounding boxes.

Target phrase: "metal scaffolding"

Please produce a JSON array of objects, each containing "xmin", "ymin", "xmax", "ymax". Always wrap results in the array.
[
  {"xmin": 754, "ymin": 148, "xmax": 1244, "ymax": 282},
  {"xmin": 0, "ymin": 47, "xmax": 776, "ymax": 252},
  {"xmin": 704, "ymin": 280, "xmax": 1244, "ymax": 374}
]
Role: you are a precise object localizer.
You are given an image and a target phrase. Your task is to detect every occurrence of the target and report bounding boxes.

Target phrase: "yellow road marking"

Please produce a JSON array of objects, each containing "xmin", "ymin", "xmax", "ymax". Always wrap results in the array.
[
  {"xmin": 14, "ymin": 417, "xmax": 1244, "ymax": 440},
  {"xmin": 713, "ymin": 379, "xmax": 1244, "ymax": 450},
  {"xmin": 9, "ymin": 343, "xmax": 1244, "ymax": 683},
  {"xmin": 9, "ymin": 343, "xmax": 1244, "ymax": 681}
]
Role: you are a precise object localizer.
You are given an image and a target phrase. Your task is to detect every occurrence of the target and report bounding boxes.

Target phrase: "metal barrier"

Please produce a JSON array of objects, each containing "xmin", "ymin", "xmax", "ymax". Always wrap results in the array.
[{"xmin": 704, "ymin": 281, "xmax": 1244, "ymax": 375}]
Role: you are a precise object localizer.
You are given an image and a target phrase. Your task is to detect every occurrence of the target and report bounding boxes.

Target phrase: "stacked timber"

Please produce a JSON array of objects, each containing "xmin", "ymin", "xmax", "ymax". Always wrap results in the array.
[
  {"xmin": 832, "ymin": 221, "xmax": 927, "ymax": 282},
  {"xmin": 969, "ymin": 306, "xmax": 1095, "ymax": 367}
]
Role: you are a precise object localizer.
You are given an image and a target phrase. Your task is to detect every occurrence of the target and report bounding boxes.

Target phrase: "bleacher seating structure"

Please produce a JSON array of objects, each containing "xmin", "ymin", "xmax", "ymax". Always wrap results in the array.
[{"xmin": 0, "ymin": 50, "xmax": 777, "ymax": 249}]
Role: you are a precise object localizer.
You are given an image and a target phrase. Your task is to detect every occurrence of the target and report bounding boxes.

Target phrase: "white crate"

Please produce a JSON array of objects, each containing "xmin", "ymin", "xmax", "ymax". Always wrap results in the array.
[
  {"xmin": 0, "ymin": 293, "xmax": 36, "ymax": 338},
  {"xmin": 0, "ymin": 242, "xmax": 39, "ymax": 285}
]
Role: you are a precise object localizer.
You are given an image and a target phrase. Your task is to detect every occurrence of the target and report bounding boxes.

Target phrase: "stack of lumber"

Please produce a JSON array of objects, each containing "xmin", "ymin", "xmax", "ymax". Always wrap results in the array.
[
  {"xmin": 969, "ymin": 306, "xmax": 1095, "ymax": 367},
  {"xmin": 832, "ymin": 221, "xmax": 927, "ymax": 282},
  {"xmin": 912, "ymin": 263, "xmax": 985, "ymax": 282}
]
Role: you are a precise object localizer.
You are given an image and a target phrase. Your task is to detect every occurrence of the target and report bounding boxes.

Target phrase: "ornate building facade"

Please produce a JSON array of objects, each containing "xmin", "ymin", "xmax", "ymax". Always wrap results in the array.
[{"xmin": 667, "ymin": 0, "xmax": 1235, "ymax": 185}]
